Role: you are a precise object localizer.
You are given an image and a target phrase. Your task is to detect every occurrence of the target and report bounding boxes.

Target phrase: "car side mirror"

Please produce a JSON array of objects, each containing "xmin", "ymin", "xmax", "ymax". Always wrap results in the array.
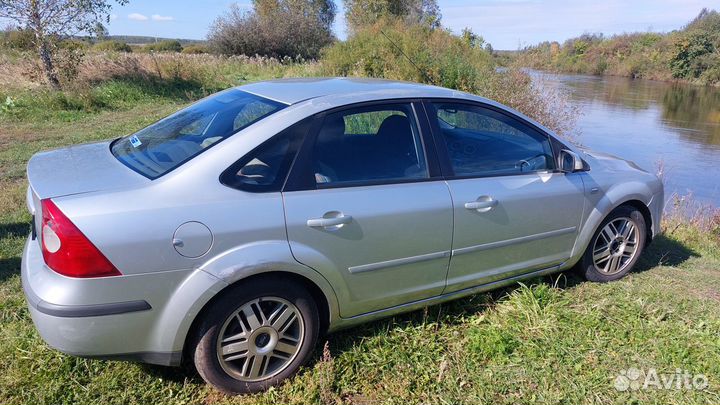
[{"xmin": 560, "ymin": 149, "xmax": 586, "ymax": 172}]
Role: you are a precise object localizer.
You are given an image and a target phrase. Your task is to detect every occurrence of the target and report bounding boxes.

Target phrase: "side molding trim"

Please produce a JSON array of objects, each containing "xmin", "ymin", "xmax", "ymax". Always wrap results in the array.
[
  {"xmin": 347, "ymin": 250, "xmax": 451, "ymax": 274},
  {"xmin": 453, "ymin": 226, "xmax": 577, "ymax": 256}
]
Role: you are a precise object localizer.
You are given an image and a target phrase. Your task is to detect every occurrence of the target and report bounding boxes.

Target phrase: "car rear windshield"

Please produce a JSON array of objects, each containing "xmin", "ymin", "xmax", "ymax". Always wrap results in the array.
[{"xmin": 111, "ymin": 89, "xmax": 286, "ymax": 179}]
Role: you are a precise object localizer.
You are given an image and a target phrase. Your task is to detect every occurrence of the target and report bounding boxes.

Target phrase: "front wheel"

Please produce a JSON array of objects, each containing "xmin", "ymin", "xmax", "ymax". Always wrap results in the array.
[
  {"xmin": 579, "ymin": 205, "xmax": 646, "ymax": 282},
  {"xmin": 192, "ymin": 277, "xmax": 319, "ymax": 395}
]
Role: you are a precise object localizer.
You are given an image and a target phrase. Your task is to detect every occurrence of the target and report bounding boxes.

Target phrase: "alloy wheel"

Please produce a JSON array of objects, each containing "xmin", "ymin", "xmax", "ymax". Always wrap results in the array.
[
  {"xmin": 592, "ymin": 217, "xmax": 640, "ymax": 275},
  {"xmin": 216, "ymin": 297, "xmax": 305, "ymax": 382}
]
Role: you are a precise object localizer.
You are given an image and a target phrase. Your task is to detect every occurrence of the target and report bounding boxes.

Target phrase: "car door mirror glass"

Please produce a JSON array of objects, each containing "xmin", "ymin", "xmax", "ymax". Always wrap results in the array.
[{"xmin": 560, "ymin": 149, "xmax": 585, "ymax": 172}]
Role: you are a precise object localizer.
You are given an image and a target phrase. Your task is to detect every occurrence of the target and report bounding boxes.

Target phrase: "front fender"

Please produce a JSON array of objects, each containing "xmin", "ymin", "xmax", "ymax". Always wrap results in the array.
[{"xmin": 567, "ymin": 174, "xmax": 658, "ymax": 268}]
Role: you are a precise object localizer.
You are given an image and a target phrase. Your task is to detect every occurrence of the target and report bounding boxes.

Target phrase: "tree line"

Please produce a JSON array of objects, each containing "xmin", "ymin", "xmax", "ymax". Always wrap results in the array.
[{"xmin": 517, "ymin": 8, "xmax": 720, "ymax": 86}]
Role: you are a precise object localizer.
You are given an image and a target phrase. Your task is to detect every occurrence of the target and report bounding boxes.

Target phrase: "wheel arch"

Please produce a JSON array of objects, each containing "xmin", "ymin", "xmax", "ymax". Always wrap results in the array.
[
  {"xmin": 567, "ymin": 194, "xmax": 654, "ymax": 269},
  {"xmin": 181, "ymin": 270, "xmax": 331, "ymax": 363},
  {"xmin": 172, "ymin": 240, "xmax": 339, "ymax": 363},
  {"xmin": 619, "ymin": 199, "xmax": 653, "ymax": 243}
]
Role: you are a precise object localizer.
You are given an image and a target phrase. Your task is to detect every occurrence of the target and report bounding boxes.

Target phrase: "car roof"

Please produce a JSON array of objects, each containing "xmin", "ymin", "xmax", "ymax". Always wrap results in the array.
[{"xmin": 237, "ymin": 77, "xmax": 460, "ymax": 105}]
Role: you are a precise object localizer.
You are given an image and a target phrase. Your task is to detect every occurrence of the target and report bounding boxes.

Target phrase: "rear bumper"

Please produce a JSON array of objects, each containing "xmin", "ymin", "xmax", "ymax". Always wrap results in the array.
[{"xmin": 21, "ymin": 235, "xmax": 187, "ymax": 366}]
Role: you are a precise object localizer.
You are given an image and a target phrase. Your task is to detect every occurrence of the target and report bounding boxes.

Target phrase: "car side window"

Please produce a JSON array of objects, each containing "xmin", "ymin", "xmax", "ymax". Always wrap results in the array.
[
  {"xmin": 220, "ymin": 123, "xmax": 305, "ymax": 192},
  {"xmin": 430, "ymin": 102, "xmax": 555, "ymax": 177},
  {"xmin": 310, "ymin": 104, "xmax": 428, "ymax": 186}
]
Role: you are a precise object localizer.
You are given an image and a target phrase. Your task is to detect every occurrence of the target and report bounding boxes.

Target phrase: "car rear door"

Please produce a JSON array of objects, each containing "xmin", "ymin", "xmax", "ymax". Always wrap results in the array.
[
  {"xmin": 423, "ymin": 100, "xmax": 585, "ymax": 293},
  {"xmin": 282, "ymin": 101, "xmax": 454, "ymax": 318}
]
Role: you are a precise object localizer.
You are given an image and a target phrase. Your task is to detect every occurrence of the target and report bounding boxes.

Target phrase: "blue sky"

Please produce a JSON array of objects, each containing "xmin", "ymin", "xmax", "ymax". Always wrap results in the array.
[{"xmin": 103, "ymin": 0, "xmax": 719, "ymax": 49}]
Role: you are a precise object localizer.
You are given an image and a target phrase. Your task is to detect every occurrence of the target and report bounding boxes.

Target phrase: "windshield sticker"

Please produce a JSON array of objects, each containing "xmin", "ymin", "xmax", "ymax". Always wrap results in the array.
[{"xmin": 129, "ymin": 135, "xmax": 142, "ymax": 148}]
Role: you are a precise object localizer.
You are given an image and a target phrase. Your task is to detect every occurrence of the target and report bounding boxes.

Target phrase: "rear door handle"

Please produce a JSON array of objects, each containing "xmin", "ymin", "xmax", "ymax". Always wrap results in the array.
[
  {"xmin": 464, "ymin": 198, "xmax": 498, "ymax": 212},
  {"xmin": 306, "ymin": 214, "xmax": 353, "ymax": 228}
]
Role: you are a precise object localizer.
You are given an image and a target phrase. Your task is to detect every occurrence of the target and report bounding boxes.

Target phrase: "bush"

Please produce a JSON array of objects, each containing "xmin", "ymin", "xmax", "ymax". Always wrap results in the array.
[
  {"xmin": 322, "ymin": 20, "xmax": 493, "ymax": 92},
  {"xmin": 144, "ymin": 40, "xmax": 183, "ymax": 53},
  {"xmin": 209, "ymin": 3, "xmax": 334, "ymax": 59},
  {"xmin": 181, "ymin": 44, "xmax": 210, "ymax": 54},
  {"xmin": 0, "ymin": 29, "xmax": 34, "ymax": 50},
  {"xmin": 93, "ymin": 40, "xmax": 132, "ymax": 53},
  {"xmin": 670, "ymin": 31, "xmax": 715, "ymax": 80}
]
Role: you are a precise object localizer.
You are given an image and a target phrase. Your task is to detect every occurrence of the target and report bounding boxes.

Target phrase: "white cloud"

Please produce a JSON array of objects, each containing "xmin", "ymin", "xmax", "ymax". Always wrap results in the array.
[
  {"xmin": 128, "ymin": 13, "xmax": 148, "ymax": 21},
  {"xmin": 151, "ymin": 14, "xmax": 174, "ymax": 21},
  {"xmin": 109, "ymin": 13, "xmax": 118, "ymax": 20}
]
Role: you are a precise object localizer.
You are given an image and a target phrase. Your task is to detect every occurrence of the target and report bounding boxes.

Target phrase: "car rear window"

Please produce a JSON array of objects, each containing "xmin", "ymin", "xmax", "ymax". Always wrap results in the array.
[{"xmin": 111, "ymin": 89, "xmax": 285, "ymax": 179}]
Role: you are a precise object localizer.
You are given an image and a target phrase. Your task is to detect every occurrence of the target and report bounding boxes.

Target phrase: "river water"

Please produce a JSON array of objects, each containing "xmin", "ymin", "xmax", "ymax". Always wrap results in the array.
[{"xmin": 533, "ymin": 71, "xmax": 720, "ymax": 207}]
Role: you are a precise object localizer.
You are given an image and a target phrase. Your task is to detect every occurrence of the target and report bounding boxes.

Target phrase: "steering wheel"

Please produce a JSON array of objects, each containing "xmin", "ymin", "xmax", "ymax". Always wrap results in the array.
[{"xmin": 516, "ymin": 154, "xmax": 548, "ymax": 172}]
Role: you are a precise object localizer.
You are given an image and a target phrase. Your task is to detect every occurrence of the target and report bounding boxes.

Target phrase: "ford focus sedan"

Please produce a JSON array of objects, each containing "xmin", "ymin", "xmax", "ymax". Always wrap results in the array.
[{"xmin": 21, "ymin": 78, "xmax": 664, "ymax": 394}]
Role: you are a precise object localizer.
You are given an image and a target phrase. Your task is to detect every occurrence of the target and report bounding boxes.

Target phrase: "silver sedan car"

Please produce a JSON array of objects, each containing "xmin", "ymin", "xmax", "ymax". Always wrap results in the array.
[{"xmin": 21, "ymin": 78, "xmax": 664, "ymax": 394}]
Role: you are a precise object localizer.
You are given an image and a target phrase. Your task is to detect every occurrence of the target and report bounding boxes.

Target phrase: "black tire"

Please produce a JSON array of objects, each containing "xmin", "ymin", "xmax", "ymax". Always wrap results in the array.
[
  {"xmin": 579, "ymin": 205, "xmax": 646, "ymax": 282},
  {"xmin": 192, "ymin": 276, "xmax": 319, "ymax": 395}
]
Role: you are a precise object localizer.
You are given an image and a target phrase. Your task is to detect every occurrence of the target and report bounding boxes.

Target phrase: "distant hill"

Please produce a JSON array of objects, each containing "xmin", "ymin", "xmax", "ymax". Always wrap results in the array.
[
  {"xmin": 0, "ymin": 30, "xmax": 208, "ymax": 46},
  {"xmin": 105, "ymin": 35, "xmax": 207, "ymax": 46}
]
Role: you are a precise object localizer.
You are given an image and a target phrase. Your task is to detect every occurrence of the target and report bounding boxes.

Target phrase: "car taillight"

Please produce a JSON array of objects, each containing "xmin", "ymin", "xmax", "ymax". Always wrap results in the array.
[{"xmin": 40, "ymin": 199, "xmax": 121, "ymax": 278}]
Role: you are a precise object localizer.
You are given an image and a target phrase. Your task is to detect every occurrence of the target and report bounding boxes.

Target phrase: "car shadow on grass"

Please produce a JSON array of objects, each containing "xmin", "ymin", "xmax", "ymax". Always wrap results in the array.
[
  {"xmin": 0, "ymin": 221, "xmax": 29, "ymax": 240},
  {"xmin": 0, "ymin": 221, "xmax": 30, "ymax": 283},
  {"xmin": 138, "ymin": 362, "xmax": 205, "ymax": 386},
  {"xmin": 0, "ymin": 257, "xmax": 21, "ymax": 283},
  {"xmin": 634, "ymin": 233, "xmax": 699, "ymax": 271}
]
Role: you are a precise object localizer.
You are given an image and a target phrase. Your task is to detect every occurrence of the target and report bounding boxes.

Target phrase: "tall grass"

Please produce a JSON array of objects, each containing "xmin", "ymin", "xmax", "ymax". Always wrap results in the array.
[{"xmin": 0, "ymin": 52, "xmax": 321, "ymax": 122}]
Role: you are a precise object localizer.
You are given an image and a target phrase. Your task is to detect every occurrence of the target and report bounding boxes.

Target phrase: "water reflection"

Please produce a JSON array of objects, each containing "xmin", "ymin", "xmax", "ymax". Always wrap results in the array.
[
  {"xmin": 662, "ymin": 86, "xmax": 720, "ymax": 146},
  {"xmin": 532, "ymin": 71, "xmax": 720, "ymax": 205}
]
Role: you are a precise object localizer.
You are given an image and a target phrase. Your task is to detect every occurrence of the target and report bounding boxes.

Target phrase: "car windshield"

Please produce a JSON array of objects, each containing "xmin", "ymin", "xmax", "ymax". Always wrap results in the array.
[{"xmin": 111, "ymin": 89, "xmax": 286, "ymax": 179}]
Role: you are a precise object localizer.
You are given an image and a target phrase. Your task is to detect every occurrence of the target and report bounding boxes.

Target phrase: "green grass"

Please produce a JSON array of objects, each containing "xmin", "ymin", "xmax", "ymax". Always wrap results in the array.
[{"xmin": 2, "ymin": 72, "xmax": 720, "ymax": 405}]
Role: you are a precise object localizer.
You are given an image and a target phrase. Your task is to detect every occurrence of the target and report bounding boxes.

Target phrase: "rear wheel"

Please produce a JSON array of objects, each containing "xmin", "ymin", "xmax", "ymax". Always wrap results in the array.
[
  {"xmin": 192, "ymin": 277, "xmax": 319, "ymax": 394},
  {"xmin": 580, "ymin": 205, "xmax": 646, "ymax": 282}
]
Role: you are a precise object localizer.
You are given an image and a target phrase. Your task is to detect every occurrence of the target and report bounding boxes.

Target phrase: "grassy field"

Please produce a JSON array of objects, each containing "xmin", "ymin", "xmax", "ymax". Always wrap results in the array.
[{"xmin": 2, "ymin": 54, "xmax": 720, "ymax": 404}]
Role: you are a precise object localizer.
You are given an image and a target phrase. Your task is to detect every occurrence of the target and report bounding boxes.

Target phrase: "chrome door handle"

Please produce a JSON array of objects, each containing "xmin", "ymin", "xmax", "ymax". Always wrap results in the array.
[
  {"xmin": 464, "ymin": 198, "xmax": 498, "ymax": 212},
  {"xmin": 306, "ymin": 214, "xmax": 353, "ymax": 228}
]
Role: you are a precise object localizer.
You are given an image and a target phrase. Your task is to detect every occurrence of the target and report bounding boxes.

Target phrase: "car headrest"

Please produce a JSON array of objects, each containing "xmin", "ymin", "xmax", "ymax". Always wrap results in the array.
[
  {"xmin": 376, "ymin": 115, "xmax": 412, "ymax": 151},
  {"xmin": 317, "ymin": 114, "xmax": 346, "ymax": 144}
]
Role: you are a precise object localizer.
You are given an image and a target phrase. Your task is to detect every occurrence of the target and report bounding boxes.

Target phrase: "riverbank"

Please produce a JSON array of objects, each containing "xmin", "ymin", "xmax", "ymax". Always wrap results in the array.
[{"xmin": 515, "ymin": 8, "xmax": 720, "ymax": 87}]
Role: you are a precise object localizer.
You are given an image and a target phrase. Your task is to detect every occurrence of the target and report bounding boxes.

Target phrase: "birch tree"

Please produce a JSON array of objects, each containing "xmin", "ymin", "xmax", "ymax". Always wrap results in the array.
[{"xmin": 0, "ymin": 0, "xmax": 127, "ymax": 89}]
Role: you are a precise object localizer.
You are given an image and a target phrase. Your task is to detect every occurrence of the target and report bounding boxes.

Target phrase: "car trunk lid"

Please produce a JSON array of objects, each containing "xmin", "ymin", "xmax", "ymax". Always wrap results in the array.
[
  {"xmin": 27, "ymin": 140, "xmax": 150, "ymax": 200},
  {"xmin": 26, "ymin": 140, "xmax": 150, "ymax": 245}
]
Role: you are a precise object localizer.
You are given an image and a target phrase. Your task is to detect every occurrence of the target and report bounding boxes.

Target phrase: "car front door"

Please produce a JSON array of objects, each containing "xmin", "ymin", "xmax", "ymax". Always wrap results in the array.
[
  {"xmin": 424, "ymin": 100, "xmax": 586, "ymax": 293},
  {"xmin": 282, "ymin": 101, "xmax": 453, "ymax": 317}
]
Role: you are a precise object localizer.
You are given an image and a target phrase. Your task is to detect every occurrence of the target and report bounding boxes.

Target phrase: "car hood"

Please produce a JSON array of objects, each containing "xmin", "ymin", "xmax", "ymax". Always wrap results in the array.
[
  {"xmin": 578, "ymin": 147, "xmax": 650, "ymax": 175},
  {"xmin": 27, "ymin": 140, "xmax": 150, "ymax": 199}
]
